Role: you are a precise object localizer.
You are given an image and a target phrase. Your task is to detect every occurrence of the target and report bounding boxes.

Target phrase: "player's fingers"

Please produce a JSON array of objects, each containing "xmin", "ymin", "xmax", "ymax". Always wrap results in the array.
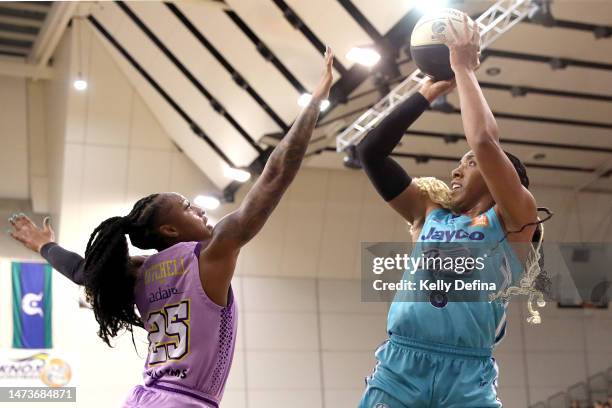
[
  {"xmin": 463, "ymin": 13, "xmax": 470, "ymax": 39},
  {"xmin": 13, "ymin": 213, "xmax": 30, "ymax": 228},
  {"xmin": 43, "ymin": 217, "xmax": 51, "ymax": 232},
  {"xmin": 472, "ymin": 22, "xmax": 481, "ymax": 44},
  {"xmin": 447, "ymin": 17, "xmax": 459, "ymax": 44},
  {"xmin": 9, "ymin": 230, "xmax": 26, "ymax": 244}
]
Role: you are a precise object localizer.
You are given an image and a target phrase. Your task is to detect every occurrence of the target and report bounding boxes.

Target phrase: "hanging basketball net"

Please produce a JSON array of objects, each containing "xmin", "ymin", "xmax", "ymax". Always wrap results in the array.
[{"xmin": 335, "ymin": 0, "xmax": 540, "ymax": 152}]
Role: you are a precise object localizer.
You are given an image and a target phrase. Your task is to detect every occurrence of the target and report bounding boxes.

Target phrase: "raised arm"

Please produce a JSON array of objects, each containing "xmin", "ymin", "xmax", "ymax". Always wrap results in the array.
[
  {"xmin": 9, "ymin": 214, "xmax": 85, "ymax": 284},
  {"xmin": 198, "ymin": 49, "xmax": 334, "ymax": 305},
  {"xmin": 447, "ymin": 15, "xmax": 536, "ymax": 230},
  {"xmin": 8, "ymin": 214, "xmax": 145, "ymax": 285},
  {"xmin": 356, "ymin": 79, "xmax": 455, "ymax": 225}
]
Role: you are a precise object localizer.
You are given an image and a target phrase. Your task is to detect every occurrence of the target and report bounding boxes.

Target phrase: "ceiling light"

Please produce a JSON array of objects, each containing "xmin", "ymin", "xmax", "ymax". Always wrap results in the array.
[
  {"xmin": 297, "ymin": 93, "xmax": 330, "ymax": 111},
  {"xmin": 430, "ymin": 94, "xmax": 455, "ymax": 114},
  {"xmin": 343, "ymin": 145, "xmax": 362, "ymax": 169},
  {"xmin": 510, "ymin": 86, "xmax": 528, "ymax": 97},
  {"xmin": 346, "ymin": 46, "xmax": 381, "ymax": 67},
  {"xmin": 194, "ymin": 195, "xmax": 220, "ymax": 210},
  {"xmin": 486, "ymin": 67, "xmax": 501, "ymax": 76},
  {"xmin": 73, "ymin": 77, "xmax": 87, "ymax": 91},
  {"xmin": 224, "ymin": 166, "xmax": 251, "ymax": 183}
]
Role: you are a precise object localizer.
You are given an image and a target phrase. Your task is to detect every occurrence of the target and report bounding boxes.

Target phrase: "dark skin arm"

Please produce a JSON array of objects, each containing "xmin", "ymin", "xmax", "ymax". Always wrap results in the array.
[
  {"xmin": 8, "ymin": 214, "xmax": 146, "ymax": 282},
  {"xmin": 447, "ymin": 15, "xmax": 536, "ymax": 239},
  {"xmin": 199, "ymin": 49, "xmax": 335, "ymax": 306}
]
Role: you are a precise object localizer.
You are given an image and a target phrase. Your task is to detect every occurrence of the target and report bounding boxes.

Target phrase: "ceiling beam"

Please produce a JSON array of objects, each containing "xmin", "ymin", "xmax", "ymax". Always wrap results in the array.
[
  {"xmin": 271, "ymin": 0, "xmax": 348, "ymax": 76},
  {"xmin": 28, "ymin": 1, "xmax": 77, "ymax": 76},
  {"xmin": 0, "ymin": 15, "xmax": 43, "ymax": 28},
  {"xmin": 0, "ymin": 57, "xmax": 52, "ymax": 79},
  {"xmin": 167, "ymin": 3, "xmax": 288, "ymax": 132},
  {"xmin": 88, "ymin": 14, "xmax": 237, "ymax": 168},
  {"xmin": 116, "ymin": 1, "xmax": 263, "ymax": 155},
  {"xmin": 0, "ymin": 2, "xmax": 53, "ymax": 14}
]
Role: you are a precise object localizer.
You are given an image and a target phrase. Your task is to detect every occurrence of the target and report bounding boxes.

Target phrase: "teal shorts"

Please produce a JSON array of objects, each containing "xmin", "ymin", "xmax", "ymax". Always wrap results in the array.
[{"xmin": 359, "ymin": 335, "xmax": 502, "ymax": 408}]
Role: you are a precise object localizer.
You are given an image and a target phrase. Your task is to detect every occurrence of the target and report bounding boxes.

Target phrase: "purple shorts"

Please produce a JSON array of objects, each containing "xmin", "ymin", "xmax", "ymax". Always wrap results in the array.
[{"xmin": 123, "ymin": 385, "xmax": 215, "ymax": 408}]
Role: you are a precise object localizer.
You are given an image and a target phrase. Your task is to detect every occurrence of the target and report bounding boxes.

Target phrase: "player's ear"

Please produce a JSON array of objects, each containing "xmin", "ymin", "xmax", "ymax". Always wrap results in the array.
[{"xmin": 159, "ymin": 224, "xmax": 179, "ymax": 238}]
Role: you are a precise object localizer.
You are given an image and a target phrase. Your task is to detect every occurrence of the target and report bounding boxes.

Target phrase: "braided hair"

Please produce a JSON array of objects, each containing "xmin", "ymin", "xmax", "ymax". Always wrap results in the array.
[
  {"xmin": 503, "ymin": 151, "xmax": 552, "ymax": 298},
  {"xmin": 83, "ymin": 193, "xmax": 166, "ymax": 346},
  {"xmin": 411, "ymin": 151, "xmax": 553, "ymax": 322}
]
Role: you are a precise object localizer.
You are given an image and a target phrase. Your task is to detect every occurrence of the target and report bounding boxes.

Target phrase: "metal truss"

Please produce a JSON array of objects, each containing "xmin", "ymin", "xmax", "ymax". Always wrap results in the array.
[{"xmin": 336, "ymin": 0, "xmax": 540, "ymax": 152}]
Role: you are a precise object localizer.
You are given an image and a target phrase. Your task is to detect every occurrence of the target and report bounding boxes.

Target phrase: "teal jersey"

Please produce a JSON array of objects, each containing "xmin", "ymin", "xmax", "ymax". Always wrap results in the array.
[{"xmin": 387, "ymin": 206, "xmax": 524, "ymax": 349}]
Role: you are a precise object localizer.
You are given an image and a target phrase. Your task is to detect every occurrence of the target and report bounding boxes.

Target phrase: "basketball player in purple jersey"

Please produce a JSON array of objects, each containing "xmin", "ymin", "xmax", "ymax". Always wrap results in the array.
[{"xmin": 9, "ymin": 49, "xmax": 334, "ymax": 407}]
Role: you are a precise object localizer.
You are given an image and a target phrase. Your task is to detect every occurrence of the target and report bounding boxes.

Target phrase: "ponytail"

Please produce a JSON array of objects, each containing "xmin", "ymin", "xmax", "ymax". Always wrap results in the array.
[{"xmin": 84, "ymin": 194, "xmax": 162, "ymax": 345}]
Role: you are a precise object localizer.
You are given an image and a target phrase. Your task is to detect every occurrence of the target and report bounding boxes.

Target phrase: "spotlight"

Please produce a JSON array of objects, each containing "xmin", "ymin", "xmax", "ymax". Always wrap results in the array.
[
  {"xmin": 73, "ymin": 77, "xmax": 87, "ymax": 91},
  {"xmin": 256, "ymin": 42, "xmax": 273, "ymax": 61},
  {"xmin": 343, "ymin": 145, "xmax": 362, "ymax": 169},
  {"xmin": 297, "ymin": 93, "xmax": 330, "ymax": 111},
  {"xmin": 510, "ymin": 86, "xmax": 527, "ymax": 97},
  {"xmin": 529, "ymin": 0, "xmax": 555, "ymax": 27},
  {"xmin": 430, "ymin": 94, "xmax": 455, "ymax": 113},
  {"xmin": 415, "ymin": 0, "xmax": 448, "ymax": 15},
  {"xmin": 194, "ymin": 195, "xmax": 220, "ymax": 210},
  {"xmin": 594, "ymin": 26, "xmax": 611, "ymax": 39},
  {"xmin": 210, "ymin": 99, "xmax": 225, "ymax": 115},
  {"xmin": 224, "ymin": 166, "xmax": 251, "ymax": 183},
  {"xmin": 283, "ymin": 9, "xmax": 303, "ymax": 29},
  {"xmin": 346, "ymin": 46, "xmax": 381, "ymax": 67},
  {"xmin": 373, "ymin": 72, "xmax": 390, "ymax": 98},
  {"xmin": 232, "ymin": 72, "xmax": 248, "ymax": 89},
  {"xmin": 549, "ymin": 57, "xmax": 567, "ymax": 70},
  {"xmin": 486, "ymin": 67, "xmax": 501, "ymax": 76},
  {"xmin": 443, "ymin": 134, "xmax": 459, "ymax": 144}
]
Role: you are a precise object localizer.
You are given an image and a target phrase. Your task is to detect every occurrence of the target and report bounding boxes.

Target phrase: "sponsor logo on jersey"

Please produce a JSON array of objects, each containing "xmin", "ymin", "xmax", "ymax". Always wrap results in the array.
[
  {"xmin": 421, "ymin": 227, "xmax": 485, "ymax": 241},
  {"xmin": 148, "ymin": 286, "xmax": 184, "ymax": 303},
  {"xmin": 470, "ymin": 214, "xmax": 490, "ymax": 227}
]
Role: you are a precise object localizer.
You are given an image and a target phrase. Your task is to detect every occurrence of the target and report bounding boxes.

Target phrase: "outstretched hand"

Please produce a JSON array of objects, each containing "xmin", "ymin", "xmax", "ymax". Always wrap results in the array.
[
  {"xmin": 311, "ymin": 46, "xmax": 334, "ymax": 102},
  {"xmin": 419, "ymin": 77, "xmax": 456, "ymax": 103},
  {"xmin": 8, "ymin": 214, "xmax": 55, "ymax": 253},
  {"xmin": 446, "ymin": 13, "xmax": 481, "ymax": 72}
]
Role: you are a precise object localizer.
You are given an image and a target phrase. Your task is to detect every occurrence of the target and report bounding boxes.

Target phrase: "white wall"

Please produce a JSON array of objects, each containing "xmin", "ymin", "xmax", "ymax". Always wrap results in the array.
[
  {"xmin": 0, "ymin": 75, "xmax": 28, "ymax": 200},
  {"xmin": 0, "ymin": 22, "xmax": 219, "ymax": 408}
]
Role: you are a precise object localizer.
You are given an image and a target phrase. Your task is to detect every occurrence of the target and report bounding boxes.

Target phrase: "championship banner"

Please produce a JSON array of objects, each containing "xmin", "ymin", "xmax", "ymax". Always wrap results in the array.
[{"xmin": 11, "ymin": 262, "xmax": 52, "ymax": 349}]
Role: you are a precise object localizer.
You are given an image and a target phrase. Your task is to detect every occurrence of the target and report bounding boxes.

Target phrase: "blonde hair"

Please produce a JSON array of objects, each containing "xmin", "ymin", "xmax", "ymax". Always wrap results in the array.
[
  {"xmin": 412, "ymin": 177, "xmax": 452, "ymax": 208},
  {"xmin": 411, "ymin": 177, "xmax": 547, "ymax": 324}
]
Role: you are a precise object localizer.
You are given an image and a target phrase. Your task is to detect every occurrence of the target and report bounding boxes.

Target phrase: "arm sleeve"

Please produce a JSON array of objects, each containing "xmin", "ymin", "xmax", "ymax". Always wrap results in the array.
[
  {"xmin": 39, "ymin": 242, "xmax": 86, "ymax": 285},
  {"xmin": 356, "ymin": 92, "xmax": 430, "ymax": 201}
]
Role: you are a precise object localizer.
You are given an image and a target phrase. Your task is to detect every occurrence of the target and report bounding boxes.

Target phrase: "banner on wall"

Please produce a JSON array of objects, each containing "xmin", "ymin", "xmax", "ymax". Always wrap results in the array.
[
  {"xmin": 11, "ymin": 262, "xmax": 52, "ymax": 349},
  {"xmin": 0, "ymin": 351, "xmax": 74, "ymax": 388}
]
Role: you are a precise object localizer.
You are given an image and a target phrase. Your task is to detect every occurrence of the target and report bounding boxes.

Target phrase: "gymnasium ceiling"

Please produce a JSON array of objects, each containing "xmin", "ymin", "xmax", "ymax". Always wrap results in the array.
[
  {"xmin": 23, "ymin": 1, "xmax": 612, "ymax": 194},
  {"xmin": 0, "ymin": 1, "xmax": 52, "ymax": 57}
]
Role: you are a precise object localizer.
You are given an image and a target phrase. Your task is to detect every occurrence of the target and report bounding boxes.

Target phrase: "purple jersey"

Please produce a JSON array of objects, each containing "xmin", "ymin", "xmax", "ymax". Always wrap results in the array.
[{"xmin": 133, "ymin": 241, "xmax": 237, "ymax": 407}]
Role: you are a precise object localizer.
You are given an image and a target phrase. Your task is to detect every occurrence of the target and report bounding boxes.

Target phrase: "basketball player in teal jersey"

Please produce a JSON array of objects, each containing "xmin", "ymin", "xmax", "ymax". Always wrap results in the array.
[{"xmin": 357, "ymin": 16, "xmax": 546, "ymax": 407}]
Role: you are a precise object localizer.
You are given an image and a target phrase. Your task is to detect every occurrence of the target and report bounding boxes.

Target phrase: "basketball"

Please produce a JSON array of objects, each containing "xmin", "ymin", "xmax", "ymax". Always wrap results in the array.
[{"xmin": 410, "ymin": 8, "xmax": 476, "ymax": 80}]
